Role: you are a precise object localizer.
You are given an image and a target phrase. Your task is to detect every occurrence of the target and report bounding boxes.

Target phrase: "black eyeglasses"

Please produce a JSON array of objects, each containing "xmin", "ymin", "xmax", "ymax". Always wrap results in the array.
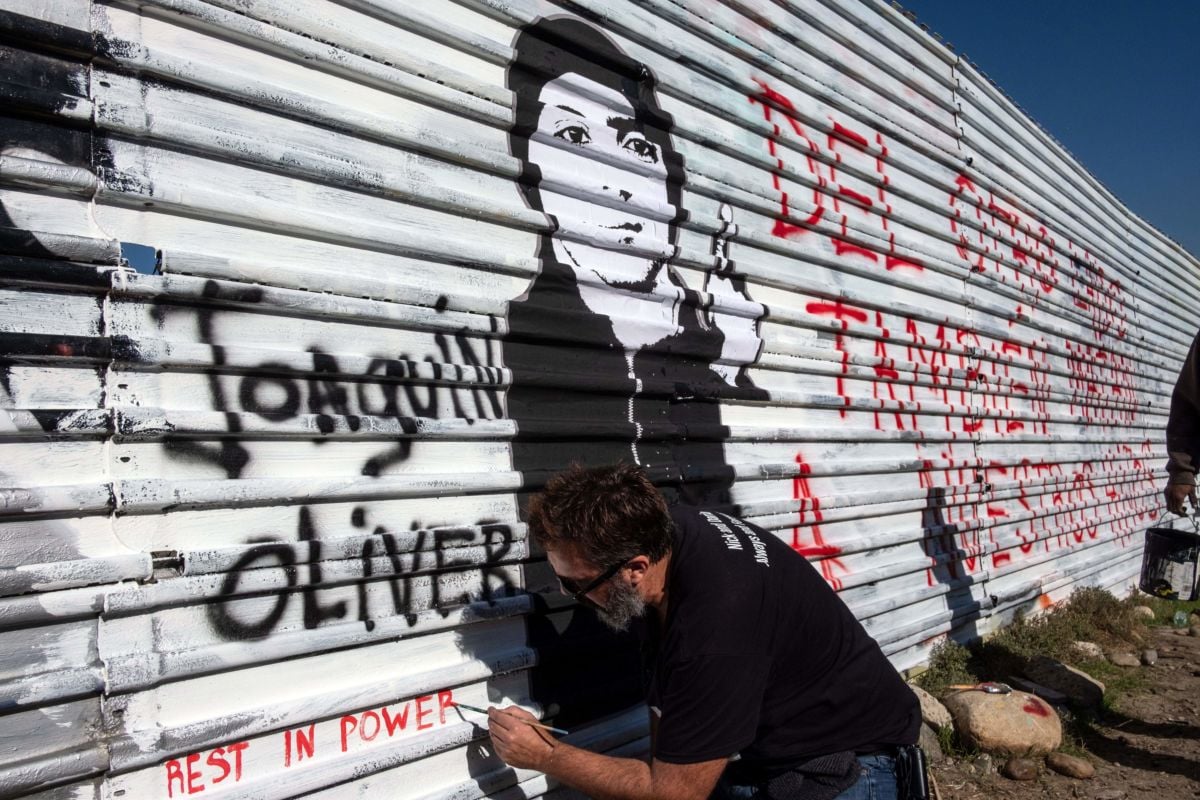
[{"xmin": 557, "ymin": 559, "xmax": 631, "ymax": 604}]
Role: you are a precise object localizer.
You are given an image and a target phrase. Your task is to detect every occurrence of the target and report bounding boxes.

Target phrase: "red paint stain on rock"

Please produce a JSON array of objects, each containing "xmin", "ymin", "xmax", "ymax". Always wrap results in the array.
[{"xmin": 1023, "ymin": 697, "xmax": 1051, "ymax": 717}]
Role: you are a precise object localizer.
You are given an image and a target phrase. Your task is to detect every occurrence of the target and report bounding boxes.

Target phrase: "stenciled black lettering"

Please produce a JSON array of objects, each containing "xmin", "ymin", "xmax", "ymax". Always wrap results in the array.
[
  {"xmin": 382, "ymin": 528, "xmax": 422, "ymax": 626},
  {"xmin": 357, "ymin": 358, "xmax": 405, "ymax": 416},
  {"xmin": 238, "ymin": 367, "xmax": 301, "ymax": 421},
  {"xmin": 307, "ymin": 347, "xmax": 360, "ymax": 435},
  {"xmin": 434, "ymin": 334, "xmax": 468, "ymax": 421},
  {"xmin": 432, "ymin": 527, "xmax": 477, "ymax": 615},
  {"xmin": 297, "ymin": 506, "xmax": 349, "ymax": 628},
  {"xmin": 357, "ymin": 536, "xmax": 376, "ymax": 632},
  {"xmin": 210, "ymin": 512, "xmax": 523, "ymax": 642},
  {"xmin": 208, "ymin": 541, "xmax": 298, "ymax": 640},
  {"xmin": 480, "ymin": 522, "xmax": 516, "ymax": 603},
  {"xmin": 158, "ymin": 281, "xmax": 256, "ymax": 478},
  {"xmin": 452, "ymin": 332, "xmax": 503, "ymax": 421},
  {"xmin": 360, "ymin": 415, "xmax": 417, "ymax": 477},
  {"xmin": 401, "ymin": 353, "xmax": 438, "ymax": 418}
]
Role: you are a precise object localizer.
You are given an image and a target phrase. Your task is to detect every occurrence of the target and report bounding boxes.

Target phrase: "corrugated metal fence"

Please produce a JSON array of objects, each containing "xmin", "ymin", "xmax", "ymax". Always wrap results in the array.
[{"xmin": 2, "ymin": 0, "xmax": 1195, "ymax": 797}]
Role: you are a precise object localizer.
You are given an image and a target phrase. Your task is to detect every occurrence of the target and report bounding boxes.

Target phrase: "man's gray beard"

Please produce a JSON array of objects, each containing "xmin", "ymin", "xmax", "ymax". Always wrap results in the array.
[{"xmin": 595, "ymin": 577, "xmax": 647, "ymax": 632}]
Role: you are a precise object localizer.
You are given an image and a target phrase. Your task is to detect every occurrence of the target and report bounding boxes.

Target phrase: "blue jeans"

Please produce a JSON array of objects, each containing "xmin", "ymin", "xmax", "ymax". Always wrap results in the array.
[{"xmin": 713, "ymin": 754, "xmax": 898, "ymax": 800}]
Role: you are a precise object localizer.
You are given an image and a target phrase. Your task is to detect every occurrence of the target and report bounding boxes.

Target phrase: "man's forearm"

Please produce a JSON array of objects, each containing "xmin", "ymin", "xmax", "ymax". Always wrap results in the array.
[
  {"xmin": 536, "ymin": 744, "xmax": 726, "ymax": 800},
  {"xmin": 1167, "ymin": 458, "xmax": 1197, "ymax": 485},
  {"xmin": 540, "ymin": 743, "xmax": 655, "ymax": 800},
  {"xmin": 1167, "ymin": 408, "xmax": 1200, "ymax": 485}
]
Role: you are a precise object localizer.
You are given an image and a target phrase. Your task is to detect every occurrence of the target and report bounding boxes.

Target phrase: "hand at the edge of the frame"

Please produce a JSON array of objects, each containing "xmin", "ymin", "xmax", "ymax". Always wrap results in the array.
[
  {"xmin": 1165, "ymin": 481, "xmax": 1198, "ymax": 516},
  {"xmin": 488, "ymin": 705, "xmax": 558, "ymax": 771}
]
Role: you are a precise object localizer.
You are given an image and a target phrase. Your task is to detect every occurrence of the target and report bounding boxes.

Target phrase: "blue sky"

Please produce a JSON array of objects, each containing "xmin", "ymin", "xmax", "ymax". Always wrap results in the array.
[{"xmin": 897, "ymin": 0, "xmax": 1200, "ymax": 260}]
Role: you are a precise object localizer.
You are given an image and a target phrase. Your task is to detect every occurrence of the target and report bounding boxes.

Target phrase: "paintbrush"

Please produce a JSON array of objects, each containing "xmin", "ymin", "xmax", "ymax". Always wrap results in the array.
[
  {"xmin": 452, "ymin": 702, "xmax": 570, "ymax": 736},
  {"xmin": 948, "ymin": 681, "xmax": 1012, "ymax": 694}
]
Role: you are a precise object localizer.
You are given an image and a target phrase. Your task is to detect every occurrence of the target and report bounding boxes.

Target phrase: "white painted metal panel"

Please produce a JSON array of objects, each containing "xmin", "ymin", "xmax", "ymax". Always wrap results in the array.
[{"xmin": 1, "ymin": 0, "xmax": 1195, "ymax": 796}]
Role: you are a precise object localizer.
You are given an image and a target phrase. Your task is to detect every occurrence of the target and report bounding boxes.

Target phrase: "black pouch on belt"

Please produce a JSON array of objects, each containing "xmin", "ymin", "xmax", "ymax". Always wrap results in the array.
[
  {"xmin": 894, "ymin": 743, "xmax": 930, "ymax": 800},
  {"xmin": 762, "ymin": 751, "xmax": 858, "ymax": 800}
]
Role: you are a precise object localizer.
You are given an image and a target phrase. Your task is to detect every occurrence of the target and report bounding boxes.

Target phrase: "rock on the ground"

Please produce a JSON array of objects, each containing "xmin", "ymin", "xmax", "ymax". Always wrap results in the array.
[
  {"xmin": 1140, "ymin": 649, "xmax": 1158, "ymax": 666},
  {"xmin": 1072, "ymin": 640, "xmax": 1105, "ymax": 660},
  {"xmin": 1132, "ymin": 605, "xmax": 1156, "ymax": 620},
  {"xmin": 1108, "ymin": 651, "xmax": 1140, "ymax": 667},
  {"xmin": 1045, "ymin": 751, "xmax": 1095, "ymax": 779},
  {"xmin": 1024, "ymin": 656, "xmax": 1106, "ymax": 708},
  {"xmin": 910, "ymin": 685, "xmax": 952, "ymax": 729},
  {"xmin": 942, "ymin": 688, "xmax": 1062, "ymax": 756},
  {"xmin": 917, "ymin": 722, "xmax": 945, "ymax": 763},
  {"xmin": 1001, "ymin": 757, "xmax": 1039, "ymax": 780}
]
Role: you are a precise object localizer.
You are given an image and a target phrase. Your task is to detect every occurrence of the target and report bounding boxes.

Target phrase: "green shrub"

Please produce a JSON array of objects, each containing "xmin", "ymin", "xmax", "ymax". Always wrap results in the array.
[
  {"xmin": 971, "ymin": 588, "xmax": 1147, "ymax": 678},
  {"xmin": 914, "ymin": 639, "xmax": 975, "ymax": 696},
  {"xmin": 915, "ymin": 587, "xmax": 1151, "ymax": 698}
]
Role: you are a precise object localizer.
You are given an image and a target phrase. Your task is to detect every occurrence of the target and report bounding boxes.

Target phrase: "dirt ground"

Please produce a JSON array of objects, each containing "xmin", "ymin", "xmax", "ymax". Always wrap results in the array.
[{"xmin": 929, "ymin": 626, "xmax": 1200, "ymax": 800}]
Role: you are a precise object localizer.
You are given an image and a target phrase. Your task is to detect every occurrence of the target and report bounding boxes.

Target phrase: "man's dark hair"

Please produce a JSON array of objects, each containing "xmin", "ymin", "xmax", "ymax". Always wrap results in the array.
[{"xmin": 528, "ymin": 463, "xmax": 673, "ymax": 566}]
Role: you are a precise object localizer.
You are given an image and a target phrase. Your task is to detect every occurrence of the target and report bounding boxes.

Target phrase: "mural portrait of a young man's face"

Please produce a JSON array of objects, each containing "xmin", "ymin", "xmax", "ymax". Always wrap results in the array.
[{"xmin": 529, "ymin": 74, "xmax": 672, "ymax": 294}]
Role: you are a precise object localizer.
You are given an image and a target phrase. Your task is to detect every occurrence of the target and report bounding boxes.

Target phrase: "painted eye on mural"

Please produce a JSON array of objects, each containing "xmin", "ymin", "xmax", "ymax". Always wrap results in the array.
[
  {"xmin": 620, "ymin": 135, "xmax": 659, "ymax": 164},
  {"xmin": 553, "ymin": 123, "xmax": 592, "ymax": 146}
]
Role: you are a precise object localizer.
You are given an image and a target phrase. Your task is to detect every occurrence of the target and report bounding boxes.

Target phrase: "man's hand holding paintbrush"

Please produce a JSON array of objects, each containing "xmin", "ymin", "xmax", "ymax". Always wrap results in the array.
[
  {"xmin": 456, "ymin": 703, "xmax": 566, "ymax": 771},
  {"xmin": 451, "ymin": 702, "xmax": 570, "ymax": 770}
]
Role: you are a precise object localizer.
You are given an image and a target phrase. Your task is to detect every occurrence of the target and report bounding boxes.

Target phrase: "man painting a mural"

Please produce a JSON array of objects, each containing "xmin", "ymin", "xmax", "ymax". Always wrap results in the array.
[{"xmin": 487, "ymin": 463, "xmax": 925, "ymax": 800}]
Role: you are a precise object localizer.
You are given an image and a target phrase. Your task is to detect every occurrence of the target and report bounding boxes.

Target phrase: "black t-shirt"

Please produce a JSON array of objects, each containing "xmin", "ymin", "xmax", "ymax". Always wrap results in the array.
[{"xmin": 641, "ymin": 506, "xmax": 920, "ymax": 770}]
